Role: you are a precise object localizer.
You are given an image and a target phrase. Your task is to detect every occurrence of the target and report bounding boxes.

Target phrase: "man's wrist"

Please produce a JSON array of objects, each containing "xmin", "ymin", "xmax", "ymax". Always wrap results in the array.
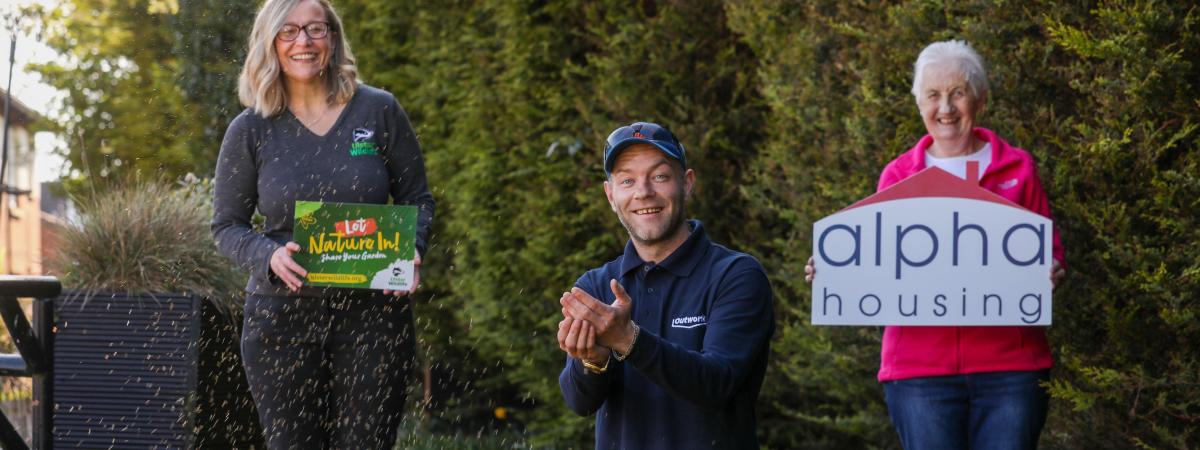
[
  {"xmin": 612, "ymin": 322, "xmax": 640, "ymax": 361},
  {"xmin": 584, "ymin": 345, "xmax": 610, "ymax": 364},
  {"xmin": 581, "ymin": 353, "xmax": 610, "ymax": 374}
]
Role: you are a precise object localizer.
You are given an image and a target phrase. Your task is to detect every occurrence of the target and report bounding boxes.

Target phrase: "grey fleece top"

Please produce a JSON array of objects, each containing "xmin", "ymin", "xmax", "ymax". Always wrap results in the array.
[{"xmin": 212, "ymin": 84, "xmax": 435, "ymax": 296}]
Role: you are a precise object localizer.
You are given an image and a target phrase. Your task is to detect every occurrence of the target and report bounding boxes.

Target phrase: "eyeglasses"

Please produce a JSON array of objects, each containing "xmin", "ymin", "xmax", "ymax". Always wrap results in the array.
[{"xmin": 277, "ymin": 22, "xmax": 331, "ymax": 41}]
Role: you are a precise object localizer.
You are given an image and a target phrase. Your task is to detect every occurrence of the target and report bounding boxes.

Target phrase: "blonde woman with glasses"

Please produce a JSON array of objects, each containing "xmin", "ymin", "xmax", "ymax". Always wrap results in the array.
[{"xmin": 211, "ymin": 0, "xmax": 434, "ymax": 448}]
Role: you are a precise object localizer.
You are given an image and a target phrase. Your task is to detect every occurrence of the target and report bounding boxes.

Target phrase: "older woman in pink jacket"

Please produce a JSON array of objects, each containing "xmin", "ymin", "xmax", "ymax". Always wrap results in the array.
[{"xmin": 807, "ymin": 40, "xmax": 1066, "ymax": 450}]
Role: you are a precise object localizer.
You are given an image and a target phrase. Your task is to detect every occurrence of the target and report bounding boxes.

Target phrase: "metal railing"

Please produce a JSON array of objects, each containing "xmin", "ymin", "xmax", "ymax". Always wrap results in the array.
[{"xmin": 0, "ymin": 275, "xmax": 59, "ymax": 450}]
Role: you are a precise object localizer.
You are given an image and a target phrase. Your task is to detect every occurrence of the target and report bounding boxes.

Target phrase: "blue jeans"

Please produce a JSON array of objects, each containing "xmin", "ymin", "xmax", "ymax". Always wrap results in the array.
[{"xmin": 883, "ymin": 370, "xmax": 1050, "ymax": 450}]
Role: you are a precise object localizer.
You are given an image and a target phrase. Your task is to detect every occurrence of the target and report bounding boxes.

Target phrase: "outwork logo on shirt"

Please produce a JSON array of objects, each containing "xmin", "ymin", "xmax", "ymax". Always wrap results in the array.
[
  {"xmin": 671, "ymin": 315, "xmax": 707, "ymax": 329},
  {"xmin": 350, "ymin": 127, "xmax": 380, "ymax": 156}
]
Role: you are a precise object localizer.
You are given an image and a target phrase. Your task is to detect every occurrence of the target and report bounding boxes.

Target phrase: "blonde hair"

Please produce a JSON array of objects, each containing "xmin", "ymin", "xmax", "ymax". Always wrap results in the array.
[{"xmin": 237, "ymin": 0, "xmax": 359, "ymax": 117}]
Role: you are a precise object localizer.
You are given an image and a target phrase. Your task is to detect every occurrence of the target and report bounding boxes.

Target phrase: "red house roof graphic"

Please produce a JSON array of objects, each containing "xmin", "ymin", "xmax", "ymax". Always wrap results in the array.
[{"xmin": 845, "ymin": 162, "xmax": 1025, "ymax": 212}]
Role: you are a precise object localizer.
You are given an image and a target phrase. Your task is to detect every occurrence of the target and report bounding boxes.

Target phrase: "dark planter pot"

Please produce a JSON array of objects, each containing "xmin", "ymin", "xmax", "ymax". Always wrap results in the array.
[{"xmin": 52, "ymin": 292, "xmax": 261, "ymax": 449}]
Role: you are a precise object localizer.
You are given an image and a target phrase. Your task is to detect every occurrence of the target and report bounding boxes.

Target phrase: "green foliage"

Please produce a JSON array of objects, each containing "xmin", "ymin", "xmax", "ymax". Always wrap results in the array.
[
  {"xmin": 27, "ymin": 0, "xmax": 252, "ymax": 184},
  {"xmin": 393, "ymin": 414, "xmax": 526, "ymax": 449},
  {"xmin": 342, "ymin": 0, "xmax": 763, "ymax": 446},
  {"xmin": 171, "ymin": 0, "xmax": 258, "ymax": 161},
  {"xmin": 1035, "ymin": 3, "xmax": 1200, "ymax": 448},
  {"xmin": 727, "ymin": 1, "xmax": 1200, "ymax": 448},
  {"xmin": 340, "ymin": 0, "xmax": 1200, "ymax": 447},
  {"xmin": 51, "ymin": 179, "xmax": 245, "ymax": 312},
  {"xmin": 31, "ymin": 0, "xmax": 1200, "ymax": 447}
]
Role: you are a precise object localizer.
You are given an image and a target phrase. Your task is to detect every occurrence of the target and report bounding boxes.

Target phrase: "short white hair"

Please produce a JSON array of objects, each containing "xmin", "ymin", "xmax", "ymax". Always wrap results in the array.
[{"xmin": 911, "ymin": 40, "xmax": 989, "ymax": 101}]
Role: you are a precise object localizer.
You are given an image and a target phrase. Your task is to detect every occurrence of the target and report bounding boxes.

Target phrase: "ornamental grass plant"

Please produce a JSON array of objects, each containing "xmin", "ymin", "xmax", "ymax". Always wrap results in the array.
[{"xmin": 51, "ymin": 178, "xmax": 245, "ymax": 312}]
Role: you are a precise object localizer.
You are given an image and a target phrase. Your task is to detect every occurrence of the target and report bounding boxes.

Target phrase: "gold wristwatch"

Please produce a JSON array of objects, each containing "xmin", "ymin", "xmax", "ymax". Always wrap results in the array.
[{"xmin": 582, "ymin": 355, "xmax": 610, "ymax": 374}]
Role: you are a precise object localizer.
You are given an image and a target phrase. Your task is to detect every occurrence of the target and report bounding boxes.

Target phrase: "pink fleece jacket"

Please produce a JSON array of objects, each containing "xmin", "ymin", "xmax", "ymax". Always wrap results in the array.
[{"xmin": 876, "ymin": 127, "xmax": 1065, "ymax": 382}]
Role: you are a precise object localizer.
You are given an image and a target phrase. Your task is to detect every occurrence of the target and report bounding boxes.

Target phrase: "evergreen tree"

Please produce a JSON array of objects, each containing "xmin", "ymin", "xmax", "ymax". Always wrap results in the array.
[
  {"xmin": 341, "ymin": 0, "xmax": 764, "ymax": 445},
  {"xmin": 729, "ymin": 1, "xmax": 1199, "ymax": 448},
  {"xmin": 172, "ymin": 0, "xmax": 257, "ymax": 169},
  {"xmin": 29, "ymin": 0, "xmax": 251, "ymax": 184}
]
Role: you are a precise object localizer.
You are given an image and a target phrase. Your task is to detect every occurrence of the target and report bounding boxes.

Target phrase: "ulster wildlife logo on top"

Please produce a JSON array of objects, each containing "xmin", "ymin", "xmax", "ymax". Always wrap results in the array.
[{"xmin": 350, "ymin": 127, "xmax": 380, "ymax": 156}]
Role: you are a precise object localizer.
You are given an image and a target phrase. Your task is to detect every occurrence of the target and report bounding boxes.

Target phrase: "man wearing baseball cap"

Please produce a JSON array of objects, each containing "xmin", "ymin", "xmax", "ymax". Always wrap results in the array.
[{"xmin": 557, "ymin": 121, "xmax": 775, "ymax": 449}]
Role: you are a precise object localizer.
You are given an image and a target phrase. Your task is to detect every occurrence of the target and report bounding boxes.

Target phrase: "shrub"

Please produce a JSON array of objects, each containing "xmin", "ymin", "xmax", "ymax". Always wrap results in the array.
[
  {"xmin": 51, "ymin": 178, "xmax": 245, "ymax": 311},
  {"xmin": 728, "ymin": 1, "xmax": 1199, "ymax": 448},
  {"xmin": 343, "ymin": 1, "xmax": 1199, "ymax": 447},
  {"xmin": 344, "ymin": 1, "xmax": 764, "ymax": 446}
]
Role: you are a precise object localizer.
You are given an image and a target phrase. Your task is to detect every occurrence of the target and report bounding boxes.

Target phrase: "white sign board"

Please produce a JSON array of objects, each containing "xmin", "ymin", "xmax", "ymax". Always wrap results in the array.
[{"xmin": 811, "ymin": 192, "xmax": 1053, "ymax": 326}]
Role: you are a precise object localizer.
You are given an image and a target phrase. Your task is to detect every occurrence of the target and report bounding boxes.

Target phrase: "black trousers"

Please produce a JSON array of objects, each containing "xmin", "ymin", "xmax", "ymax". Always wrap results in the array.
[{"xmin": 241, "ymin": 291, "xmax": 416, "ymax": 450}]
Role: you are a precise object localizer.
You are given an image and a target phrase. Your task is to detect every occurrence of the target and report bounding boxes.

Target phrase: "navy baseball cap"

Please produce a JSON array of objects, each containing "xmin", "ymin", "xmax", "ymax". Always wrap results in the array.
[{"xmin": 603, "ymin": 122, "xmax": 687, "ymax": 176}]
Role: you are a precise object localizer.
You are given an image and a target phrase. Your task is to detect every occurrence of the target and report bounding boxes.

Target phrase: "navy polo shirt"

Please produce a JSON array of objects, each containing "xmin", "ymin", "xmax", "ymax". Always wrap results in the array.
[{"xmin": 559, "ymin": 220, "xmax": 775, "ymax": 449}]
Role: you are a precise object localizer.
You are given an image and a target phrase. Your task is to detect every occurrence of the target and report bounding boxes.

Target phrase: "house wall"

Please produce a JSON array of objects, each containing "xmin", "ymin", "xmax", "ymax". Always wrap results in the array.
[{"xmin": 1, "ymin": 123, "xmax": 41, "ymax": 275}]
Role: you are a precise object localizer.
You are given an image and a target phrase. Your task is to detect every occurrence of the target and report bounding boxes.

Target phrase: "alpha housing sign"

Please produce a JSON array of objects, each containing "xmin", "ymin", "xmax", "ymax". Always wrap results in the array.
[{"xmin": 811, "ymin": 167, "xmax": 1053, "ymax": 326}]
